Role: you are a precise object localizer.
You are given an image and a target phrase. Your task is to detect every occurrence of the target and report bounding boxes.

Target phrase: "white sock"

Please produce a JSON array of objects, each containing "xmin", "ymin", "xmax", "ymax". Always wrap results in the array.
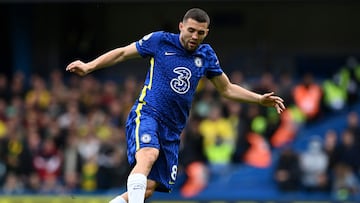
[
  {"xmin": 109, "ymin": 195, "xmax": 127, "ymax": 203},
  {"xmin": 127, "ymin": 173, "xmax": 147, "ymax": 203}
]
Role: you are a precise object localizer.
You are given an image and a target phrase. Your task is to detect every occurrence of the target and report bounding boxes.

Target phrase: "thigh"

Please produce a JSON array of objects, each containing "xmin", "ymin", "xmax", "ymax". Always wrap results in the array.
[{"xmin": 126, "ymin": 113, "xmax": 160, "ymax": 166}]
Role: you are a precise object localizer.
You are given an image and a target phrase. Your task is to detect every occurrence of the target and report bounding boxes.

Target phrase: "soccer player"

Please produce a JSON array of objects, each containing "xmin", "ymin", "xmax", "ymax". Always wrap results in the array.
[{"xmin": 66, "ymin": 8, "xmax": 286, "ymax": 203}]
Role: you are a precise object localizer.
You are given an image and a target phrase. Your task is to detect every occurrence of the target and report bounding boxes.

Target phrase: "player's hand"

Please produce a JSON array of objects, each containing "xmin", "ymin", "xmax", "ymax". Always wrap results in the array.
[
  {"xmin": 66, "ymin": 60, "xmax": 91, "ymax": 76},
  {"xmin": 259, "ymin": 92, "xmax": 286, "ymax": 114}
]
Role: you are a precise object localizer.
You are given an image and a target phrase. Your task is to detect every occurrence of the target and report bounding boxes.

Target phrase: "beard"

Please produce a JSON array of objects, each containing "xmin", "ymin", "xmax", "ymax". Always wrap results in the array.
[
  {"xmin": 185, "ymin": 40, "xmax": 199, "ymax": 51},
  {"xmin": 180, "ymin": 34, "xmax": 202, "ymax": 51}
]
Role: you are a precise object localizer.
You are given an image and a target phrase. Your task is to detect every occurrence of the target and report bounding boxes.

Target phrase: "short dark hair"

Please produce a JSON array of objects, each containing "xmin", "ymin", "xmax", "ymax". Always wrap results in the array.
[{"xmin": 183, "ymin": 8, "xmax": 210, "ymax": 25}]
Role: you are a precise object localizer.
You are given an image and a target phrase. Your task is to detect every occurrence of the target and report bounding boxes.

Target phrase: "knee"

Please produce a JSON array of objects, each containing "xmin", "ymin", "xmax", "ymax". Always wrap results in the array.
[{"xmin": 136, "ymin": 147, "xmax": 159, "ymax": 165}]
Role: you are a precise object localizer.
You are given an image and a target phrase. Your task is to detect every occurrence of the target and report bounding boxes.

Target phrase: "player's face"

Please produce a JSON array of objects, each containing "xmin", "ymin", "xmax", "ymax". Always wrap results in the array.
[{"xmin": 179, "ymin": 18, "xmax": 209, "ymax": 51}]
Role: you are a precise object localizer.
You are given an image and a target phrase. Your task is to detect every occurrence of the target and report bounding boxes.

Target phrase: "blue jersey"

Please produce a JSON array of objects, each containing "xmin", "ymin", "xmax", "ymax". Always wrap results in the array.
[{"xmin": 131, "ymin": 31, "xmax": 223, "ymax": 133}]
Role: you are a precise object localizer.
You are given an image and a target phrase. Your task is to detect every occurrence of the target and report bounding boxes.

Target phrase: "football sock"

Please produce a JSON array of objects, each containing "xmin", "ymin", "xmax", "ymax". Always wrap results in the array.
[
  {"xmin": 109, "ymin": 195, "xmax": 127, "ymax": 203},
  {"xmin": 127, "ymin": 173, "xmax": 147, "ymax": 203}
]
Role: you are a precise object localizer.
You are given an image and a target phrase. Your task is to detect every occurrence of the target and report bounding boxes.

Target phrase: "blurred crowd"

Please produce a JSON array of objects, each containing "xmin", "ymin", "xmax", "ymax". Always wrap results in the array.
[
  {"xmin": 272, "ymin": 57, "xmax": 360, "ymax": 201},
  {"xmin": 0, "ymin": 56, "xmax": 360, "ymax": 200}
]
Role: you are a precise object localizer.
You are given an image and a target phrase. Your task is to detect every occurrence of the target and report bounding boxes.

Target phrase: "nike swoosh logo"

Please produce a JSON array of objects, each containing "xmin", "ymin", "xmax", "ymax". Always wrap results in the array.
[{"xmin": 165, "ymin": 52, "xmax": 176, "ymax": 56}]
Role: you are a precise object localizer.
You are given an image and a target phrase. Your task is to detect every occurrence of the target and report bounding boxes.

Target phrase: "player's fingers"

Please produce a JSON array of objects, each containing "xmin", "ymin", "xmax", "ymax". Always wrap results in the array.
[
  {"xmin": 263, "ymin": 92, "xmax": 274, "ymax": 98},
  {"xmin": 66, "ymin": 63, "xmax": 75, "ymax": 71},
  {"xmin": 275, "ymin": 103, "xmax": 284, "ymax": 114},
  {"xmin": 276, "ymin": 96, "xmax": 284, "ymax": 102},
  {"xmin": 66, "ymin": 60, "xmax": 81, "ymax": 71},
  {"xmin": 68, "ymin": 67, "xmax": 77, "ymax": 73},
  {"xmin": 270, "ymin": 95, "xmax": 284, "ymax": 102},
  {"xmin": 275, "ymin": 103, "xmax": 280, "ymax": 114},
  {"xmin": 278, "ymin": 101, "xmax": 286, "ymax": 110}
]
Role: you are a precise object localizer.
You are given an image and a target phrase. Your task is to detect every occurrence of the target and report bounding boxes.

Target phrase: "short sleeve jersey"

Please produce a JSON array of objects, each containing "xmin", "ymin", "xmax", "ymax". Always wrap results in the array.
[{"xmin": 133, "ymin": 31, "xmax": 223, "ymax": 132}]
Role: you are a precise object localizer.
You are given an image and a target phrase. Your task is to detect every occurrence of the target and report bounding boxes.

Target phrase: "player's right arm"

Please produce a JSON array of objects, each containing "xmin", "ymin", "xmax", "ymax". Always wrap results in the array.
[{"xmin": 66, "ymin": 42, "xmax": 140, "ymax": 76}]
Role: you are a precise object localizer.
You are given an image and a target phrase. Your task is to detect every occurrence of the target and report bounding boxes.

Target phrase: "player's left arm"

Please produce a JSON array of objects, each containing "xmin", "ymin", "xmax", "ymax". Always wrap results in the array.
[{"xmin": 210, "ymin": 73, "xmax": 285, "ymax": 114}]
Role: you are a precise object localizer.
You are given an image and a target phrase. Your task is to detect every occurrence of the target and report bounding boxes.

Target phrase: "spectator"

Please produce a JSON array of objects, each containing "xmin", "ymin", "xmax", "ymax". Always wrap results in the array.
[
  {"xmin": 242, "ymin": 105, "xmax": 272, "ymax": 168},
  {"xmin": 80, "ymin": 156, "xmax": 98, "ymax": 191},
  {"xmin": 0, "ymin": 74, "xmax": 10, "ymax": 102},
  {"xmin": 0, "ymin": 160, "xmax": 5, "ymax": 186},
  {"xmin": 223, "ymin": 100, "xmax": 247, "ymax": 163},
  {"xmin": 100, "ymin": 80, "xmax": 119, "ymax": 109},
  {"xmin": 1, "ymin": 117, "xmax": 28, "ymax": 176},
  {"xmin": 322, "ymin": 75, "xmax": 347, "ymax": 112},
  {"xmin": 270, "ymin": 105, "xmax": 305, "ymax": 148},
  {"xmin": 229, "ymin": 70, "xmax": 250, "ymax": 90},
  {"xmin": 345, "ymin": 111, "xmax": 360, "ymax": 148},
  {"xmin": 322, "ymin": 129, "xmax": 340, "ymax": 179},
  {"xmin": 78, "ymin": 76, "xmax": 101, "ymax": 112},
  {"xmin": 337, "ymin": 129, "xmax": 360, "ymax": 174},
  {"xmin": 193, "ymin": 78, "xmax": 219, "ymax": 119},
  {"xmin": 9, "ymin": 71, "xmax": 27, "ymax": 100},
  {"xmin": 1, "ymin": 172, "xmax": 24, "ymax": 194},
  {"xmin": 46, "ymin": 96, "xmax": 63, "ymax": 121},
  {"xmin": 274, "ymin": 147, "xmax": 301, "ymax": 192},
  {"xmin": 107, "ymin": 99, "xmax": 126, "ymax": 128},
  {"xmin": 332, "ymin": 162, "xmax": 360, "ymax": 201},
  {"xmin": 6, "ymin": 96, "xmax": 24, "ymax": 120},
  {"xmin": 293, "ymin": 72, "xmax": 322, "ymax": 122},
  {"xmin": 120, "ymin": 75, "xmax": 139, "ymax": 100},
  {"xmin": 48, "ymin": 69, "xmax": 69, "ymax": 105},
  {"xmin": 57, "ymin": 101, "xmax": 85, "ymax": 130},
  {"xmin": 63, "ymin": 133, "xmax": 82, "ymax": 193},
  {"xmin": 39, "ymin": 173, "xmax": 64, "ymax": 194},
  {"xmin": 243, "ymin": 130, "xmax": 272, "ymax": 168},
  {"xmin": 277, "ymin": 71, "xmax": 295, "ymax": 106},
  {"xmin": 199, "ymin": 102, "xmax": 235, "ymax": 177},
  {"xmin": 63, "ymin": 171, "xmax": 79, "ymax": 193},
  {"xmin": 252, "ymin": 71, "xmax": 278, "ymax": 95},
  {"xmin": 26, "ymin": 172, "xmax": 41, "ymax": 193},
  {"xmin": 33, "ymin": 138, "xmax": 63, "ymax": 184},
  {"xmin": 97, "ymin": 139, "xmax": 127, "ymax": 190},
  {"xmin": 25, "ymin": 74, "xmax": 51, "ymax": 111},
  {"xmin": 0, "ymin": 99, "xmax": 8, "ymax": 122},
  {"xmin": 76, "ymin": 124, "xmax": 100, "ymax": 191},
  {"xmin": 76, "ymin": 128, "xmax": 100, "ymax": 163},
  {"xmin": 299, "ymin": 137, "xmax": 330, "ymax": 192},
  {"xmin": 179, "ymin": 115, "xmax": 208, "ymax": 198},
  {"xmin": 336, "ymin": 56, "xmax": 360, "ymax": 106},
  {"xmin": 45, "ymin": 118, "xmax": 65, "ymax": 149},
  {"xmin": 0, "ymin": 99, "xmax": 7, "ymax": 139},
  {"xmin": 19, "ymin": 127, "xmax": 39, "ymax": 178}
]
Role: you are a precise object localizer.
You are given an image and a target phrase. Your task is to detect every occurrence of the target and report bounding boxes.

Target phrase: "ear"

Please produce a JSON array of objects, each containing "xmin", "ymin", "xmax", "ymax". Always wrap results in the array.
[{"xmin": 179, "ymin": 22, "xmax": 183, "ymax": 31}]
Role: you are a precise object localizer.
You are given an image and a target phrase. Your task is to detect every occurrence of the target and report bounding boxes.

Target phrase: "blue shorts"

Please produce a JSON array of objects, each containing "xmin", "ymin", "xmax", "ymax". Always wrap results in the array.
[{"xmin": 125, "ymin": 109, "xmax": 181, "ymax": 192}]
